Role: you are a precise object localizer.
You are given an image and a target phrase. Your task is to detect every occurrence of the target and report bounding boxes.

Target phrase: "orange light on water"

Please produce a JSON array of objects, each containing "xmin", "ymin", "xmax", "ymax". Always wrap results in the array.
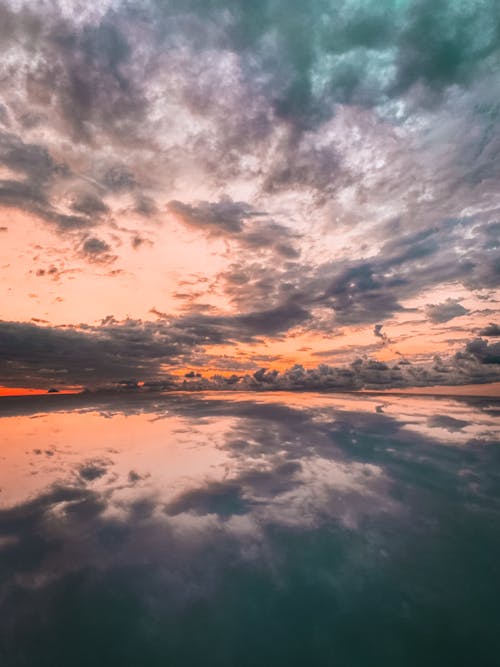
[{"xmin": 0, "ymin": 387, "xmax": 83, "ymax": 397}]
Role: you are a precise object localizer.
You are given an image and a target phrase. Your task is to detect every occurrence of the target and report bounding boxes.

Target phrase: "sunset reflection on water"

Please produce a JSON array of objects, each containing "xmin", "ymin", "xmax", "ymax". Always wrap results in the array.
[{"xmin": 1, "ymin": 391, "xmax": 499, "ymax": 666}]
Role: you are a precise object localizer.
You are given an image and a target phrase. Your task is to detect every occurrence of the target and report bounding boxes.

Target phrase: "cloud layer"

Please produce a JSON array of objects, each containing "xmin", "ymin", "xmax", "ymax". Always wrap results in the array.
[
  {"xmin": 0, "ymin": 0, "xmax": 499, "ymax": 389},
  {"xmin": 1, "ymin": 317, "xmax": 499, "ymax": 390}
]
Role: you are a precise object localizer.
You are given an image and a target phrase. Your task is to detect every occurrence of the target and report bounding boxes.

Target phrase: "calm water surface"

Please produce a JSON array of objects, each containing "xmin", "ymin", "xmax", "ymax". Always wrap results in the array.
[{"xmin": 1, "ymin": 391, "xmax": 499, "ymax": 666}]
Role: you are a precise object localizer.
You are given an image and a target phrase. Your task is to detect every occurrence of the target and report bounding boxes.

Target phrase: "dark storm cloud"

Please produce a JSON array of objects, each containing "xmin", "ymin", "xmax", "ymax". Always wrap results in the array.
[
  {"xmin": 0, "ymin": 2, "xmax": 163, "ymax": 151},
  {"xmin": 0, "ymin": 5, "xmax": 155, "ymax": 243},
  {"xmin": 131, "ymin": 235, "xmax": 151, "ymax": 249},
  {"xmin": 261, "ymin": 132, "xmax": 341, "ymax": 194},
  {"xmin": 147, "ymin": 0, "xmax": 500, "ymax": 123},
  {"xmin": 219, "ymin": 260, "xmax": 307, "ymax": 313},
  {"xmin": 168, "ymin": 198, "xmax": 255, "ymax": 235},
  {"xmin": 251, "ymin": 255, "xmax": 408, "ymax": 329},
  {"xmin": 0, "ymin": 130, "xmax": 102, "ymax": 231},
  {"xmin": 227, "ymin": 300, "xmax": 308, "ymax": 336},
  {"xmin": 373, "ymin": 324, "xmax": 390, "ymax": 343},
  {"xmin": 79, "ymin": 236, "xmax": 117, "ymax": 264},
  {"xmin": 138, "ymin": 0, "xmax": 500, "ymax": 129},
  {"xmin": 3, "ymin": 0, "xmax": 496, "ymax": 174},
  {"xmin": 158, "ymin": 298, "xmax": 308, "ymax": 341},
  {"xmin": 102, "ymin": 165, "xmax": 136, "ymax": 191},
  {"xmin": 0, "ymin": 301, "xmax": 310, "ymax": 388},
  {"xmin": 78, "ymin": 459, "xmax": 111, "ymax": 482},
  {"xmin": 83, "ymin": 237, "xmax": 110, "ymax": 254},
  {"xmin": 0, "ymin": 130, "xmax": 62, "ymax": 182},
  {"xmin": 0, "ymin": 0, "xmax": 499, "ymax": 236},
  {"xmin": 225, "ymin": 218, "xmax": 492, "ymax": 326},
  {"xmin": 0, "ymin": 319, "xmax": 185, "ymax": 388},
  {"xmin": 218, "ymin": 218, "xmax": 488, "ymax": 329},
  {"xmin": 0, "ymin": 177, "xmax": 92, "ymax": 231},
  {"xmin": 321, "ymin": 262, "xmax": 404, "ymax": 324},
  {"xmin": 82, "ymin": 236, "xmax": 111, "ymax": 255},
  {"xmin": 2, "ymin": 315, "xmax": 498, "ymax": 391},
  {"xmin": 426, "ymin": 298, "xmax": 469, "ymax": 324},
  {"xmin": 392, "ymin": 0, "xmax": 500, "ymax": 96},
  {"xmin": 479, "ymin": 323, "xmax": 500, "ymax": 336},
  {"xmin": 265, "ymin": 217, "xmax": 500, "ymax": 328},
  {"xmin": 70, "ymin": 192, "xmax": 109, "ymax": 217},
  {"xmin": 37, "ymin": 17, "xmax": 146, "ymax": 145},
  {"xmin": 168, "ymin": 197, "xmax": 301, "ymax": 258},
  {"xmin": 465, "ymin": 338, "xmax": 500, "ymax": 364},
  {"xmin": 0, "ymin": 130, "xmax": 89, "ymax": 229},
  {"xmin": 239, "ymin": 339, "xmax": 500, "ymax": 390},
  {"xmin": 134, "ymin": 194, "xmax": 158, "ymax": 216}
]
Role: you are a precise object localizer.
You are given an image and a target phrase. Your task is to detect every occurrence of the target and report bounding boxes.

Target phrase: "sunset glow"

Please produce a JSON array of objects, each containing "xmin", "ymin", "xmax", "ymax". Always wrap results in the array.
[
  {"xmin": 0, "ymin": 0, "xmax": 499, "ymax": 394},
  {"xmin": 1, "ymin": 5, "xmax": 500, "ymax": 664}
]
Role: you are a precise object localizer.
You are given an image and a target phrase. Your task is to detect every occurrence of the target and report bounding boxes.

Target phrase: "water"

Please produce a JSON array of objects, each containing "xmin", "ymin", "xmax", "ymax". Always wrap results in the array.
[{"xmin": 1, "ymin": 391, "xmax": 499, "ymax": 666}]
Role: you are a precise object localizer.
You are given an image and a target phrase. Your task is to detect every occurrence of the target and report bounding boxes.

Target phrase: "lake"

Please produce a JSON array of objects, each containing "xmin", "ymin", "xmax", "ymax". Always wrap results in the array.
[{"xmin": 1, "ymin": 391, "xmax": 499, "ymax": 666}]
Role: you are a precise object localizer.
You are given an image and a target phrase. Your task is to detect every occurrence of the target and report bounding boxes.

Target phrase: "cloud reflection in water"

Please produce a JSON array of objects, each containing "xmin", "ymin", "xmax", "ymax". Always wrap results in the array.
[{"xmin": 0, "ymin": 392, "xmax": 499, "ymax": 666}]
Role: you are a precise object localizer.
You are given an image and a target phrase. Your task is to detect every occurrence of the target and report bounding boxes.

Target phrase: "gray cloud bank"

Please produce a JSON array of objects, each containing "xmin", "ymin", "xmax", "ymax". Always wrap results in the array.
[{"xmin": 1, "ymin": 318, "xmax": 499, "ymax": 391}]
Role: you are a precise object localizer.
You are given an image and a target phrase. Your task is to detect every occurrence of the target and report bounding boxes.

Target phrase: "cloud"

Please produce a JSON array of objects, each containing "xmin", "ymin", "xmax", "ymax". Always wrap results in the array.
[
  {"xmin": 373, "ymin": 323, "xmax": 390, "ymax": 344},
  {"xmin": 82, "ymin": 237, "xmax": 111, "ymax": 255},
  {"xmin": 0, "ymin": 130, "xmax": 117, "ymax": 237},
  {"xmin": 0, "ymin": 130, "xmax": 90, "ymax": 230},
  {"xmin": 464, "ymin": 338, "xmax": 500, "ymax": 365},
  {"xmin": 79, "ymin": 236, "xmax": 117, "ymax": 264},
  {"xmin": 314, "ymin": 261, "xmax": 405, "ymax": 325},
  {"xmin": 0, "ymin": 304, "xmax": 310, "ymax": 388},
  {"xmin": 168, "ymin": 197, "xmax": 301, "ymax": 258},
  {"xmin": 426, "ymin": 298, "xmax": 469, "ymax": 324},
  {"xmin": 134, "ymin": 0, "xmax": 500, "ymax": 129},
  {"xmin": 78, "ymin": 459, "xmax": 111, "ymax": 481},
  {"xmin": 0, "ymin": 129, "xmax": 63, "ymax": 183},
  {"xmin": 32, "ymin": 16, "xmax": 146, "ymax": 145},
  {"xmin": 168, "ymin": 198, "xmax": 255, "ymax": 235},
  {"xmin": 131, "ymin": 235, "xmax": 150, "ymax": 249},
  {"xmin": 236, "ymin": 340, "xmax": 500, "ymax": 390},
  {"xmin": 392, "ymin": 0, "xmax": 500, "ymax": 97},
  {"xmin": 102, "ymin": 165, "xmax": 136, "ymax": 191},
  {"xmin": 165, "ymin": 481, "xmax": 249, "ymax": 517},
  {"xmin": 165, "ymin": 460, "xmax": 303, "ymax": 518},
  {"xmin": 427, "ymin": 415, "xmax": 470, "ymax": 432},
  {"xmin": 0, "ymin": 0, "xmax": 499, "ymax": 385},
  {"xmin": 479, "ymin": 323, "xmax": 500, "ymax": 337},
  {"xmin": 70, "ymin": 192, "xmax": 109, "ymax": 217},
  {"xmin": 0, "ymin": 319, "xmax": 183, "ymax": 388},
  {"xmin": 1, "ymin": 314, "xmax": 499, "ymax": 390}
]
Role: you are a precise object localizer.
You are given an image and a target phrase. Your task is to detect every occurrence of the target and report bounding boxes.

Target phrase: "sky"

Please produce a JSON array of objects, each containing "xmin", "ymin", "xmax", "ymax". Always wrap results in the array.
[{"xmin": 0, "ymin": 0, "xmax": 499, "ymax": 392}]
